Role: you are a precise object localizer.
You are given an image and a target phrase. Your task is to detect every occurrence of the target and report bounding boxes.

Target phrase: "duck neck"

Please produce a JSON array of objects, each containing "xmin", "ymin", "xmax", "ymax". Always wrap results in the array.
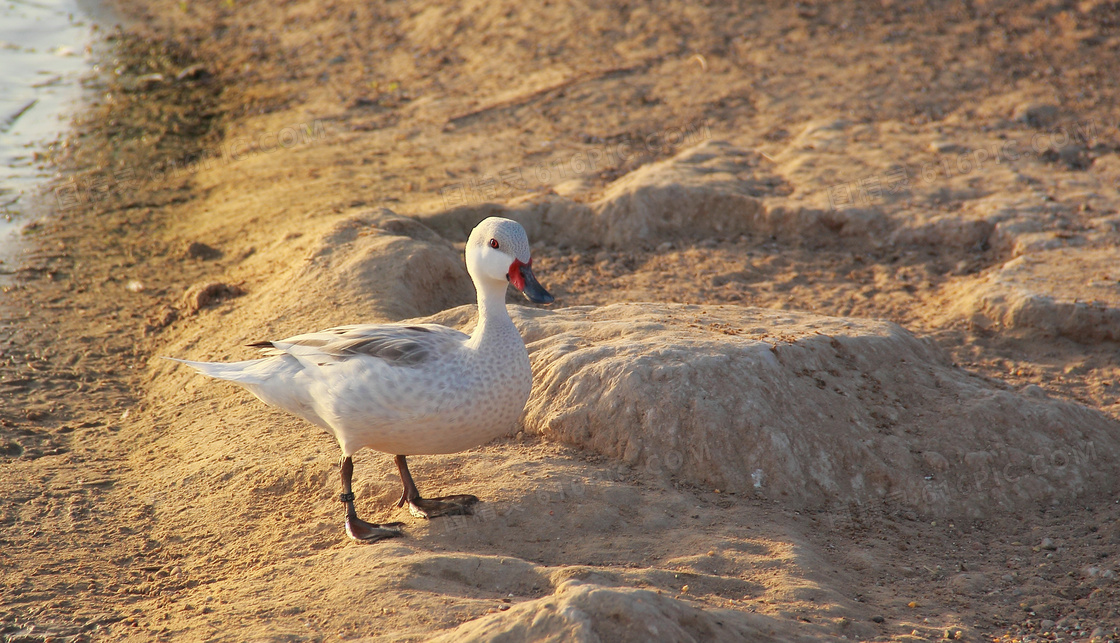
[{"xmin": 471, "ymin": 281, "xmax": 515, "ymax": 344}]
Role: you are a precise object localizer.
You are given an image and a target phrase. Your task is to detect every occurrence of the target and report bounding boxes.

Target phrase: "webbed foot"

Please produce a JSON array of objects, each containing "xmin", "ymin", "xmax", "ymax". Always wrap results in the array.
[
  {"xmin": 404, "ymin": 494, "xmax": 479, "ymax": 519},
  {"xmin": 345, "ymin": 515, "xmax": 405, "ymax": 542}
]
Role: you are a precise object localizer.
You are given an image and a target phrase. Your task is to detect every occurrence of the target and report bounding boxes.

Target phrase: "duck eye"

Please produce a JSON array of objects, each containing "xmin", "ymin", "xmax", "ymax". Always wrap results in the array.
[{"xmin": 489, "ymin": 239, "xmax": 499, "ymax": 249}]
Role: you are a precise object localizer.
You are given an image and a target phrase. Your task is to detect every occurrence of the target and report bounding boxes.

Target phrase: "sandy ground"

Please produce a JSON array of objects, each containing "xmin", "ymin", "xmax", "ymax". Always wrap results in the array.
[{"xmin": 3, "ymin": 0, "xmax": 1120, "ymax": 641}]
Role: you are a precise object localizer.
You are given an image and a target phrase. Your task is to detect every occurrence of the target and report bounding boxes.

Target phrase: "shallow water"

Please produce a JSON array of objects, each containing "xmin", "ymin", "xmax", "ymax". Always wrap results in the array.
[{"xmin": 0, "ymin": 0, "xmax": 100, "ymax": 276}]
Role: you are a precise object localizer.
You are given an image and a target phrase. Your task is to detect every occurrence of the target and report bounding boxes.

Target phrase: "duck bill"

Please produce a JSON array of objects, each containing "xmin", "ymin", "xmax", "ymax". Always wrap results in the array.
[{"xmin": 508, "ymin": 260, "xmax": 554, "ymax": 304}]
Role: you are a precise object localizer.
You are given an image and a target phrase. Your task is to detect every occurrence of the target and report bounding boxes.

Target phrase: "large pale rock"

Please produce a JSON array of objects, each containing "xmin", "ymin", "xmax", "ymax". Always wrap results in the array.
[
  {"xmin": 949, "ymin": 247, "xmax": 1120, "ymax": 342},
  {"xmin": 588, "ymin": 141, "xmax": 773, "ymax": 247},
  {"xmin": 428, "ymin": 580, "xmax": 817, "ymax": 643},
  {"xmin": 424, "ymin": 141, "xmax": 814, "ymax": 248},
  {"xmin": 888, "ymin": 214, "xmax": 995, "ymax": 249},
  {"xmin": 219, "ymin": 208, "xmax": 476, "ymax": 329},
  {"xmin": 966, "ymin": 195, "xmax": 1080, "ymax": 258},
  {"xmin": 427, "ymin": 303, "xmax": 1120, "ymax": 518}
]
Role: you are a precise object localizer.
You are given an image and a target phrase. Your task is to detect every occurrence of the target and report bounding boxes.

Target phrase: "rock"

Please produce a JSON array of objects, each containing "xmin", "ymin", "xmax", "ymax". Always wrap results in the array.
[
  {"xmin": 958, "ymin": 194, "xmax": 1078, "ymax": 258},
  {"xmin": 175, "ymin": 63, "xmax": 211, "ymax": 81},
  {"xmin": 589, "ymin": 141, "xmax": 773, "ymax": 247},
  {"xmin": 304, "ymin": 210, "xmax": 474, "ymax": 320},
  {"xmin": 1031, "ymin": 604, "xmax": 1059, "ymax": 620},
  {"xmin": 185, "ymin": 241, "xmax": 223, "ymax": 260},
  {"xmin": 182, "ymin": 282, "xmax": 246, "ymax": 314},
  {"xmin": 948, "ymin": 572, "xmax": 989, "ymax": 596},
  {"xmin": 1040, "ymin": 537, "xmax": 1057, "ymax": 551},
  {"xmin": 946, "ymin": 248, "xmax": 1120, "ymax": 343},
  {"xmin": 889, "ymin": 216, "xmax": 994, "ymax": 250},
  {"xmin": 132, "ymin": 72, "xmax": 165, "ymax": 89},
  {"xmin": 1013, "ymin": 102, "xmax": 1060, "ymax": 128},
  {"xmin": 226, "ymin": 209, "xmax": 475, "ymax": 325},
  {"xmin": 421, "ymin": 302, "xmax": 1120, "ymax": 517},
  {"xmin": 427, "ymin": 580, "xmax": 815, "ymax": 642},
  {"xmin": 922, "ymin": 451, "xmax": 950, "ymax": 472},
  {"xmin": 1056, "ymin": 144, "xmax": 1091, "ymax": 170},
  {"xmin": 425, "ymin": 141, "xmax": 884, "ymax": 250},
  {"xmin": 929, "ymin": 141, "xmax": 966, "ymax": 154},
  {"xmin": 0, "ymin": 440, "xmax": 23, "ymax": 457}
]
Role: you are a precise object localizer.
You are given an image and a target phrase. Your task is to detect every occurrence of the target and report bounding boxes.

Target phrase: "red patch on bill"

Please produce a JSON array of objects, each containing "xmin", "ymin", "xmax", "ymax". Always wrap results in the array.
[{"xmin": 508, "ymin": 258, "xmax": 529, "ymax": 290}]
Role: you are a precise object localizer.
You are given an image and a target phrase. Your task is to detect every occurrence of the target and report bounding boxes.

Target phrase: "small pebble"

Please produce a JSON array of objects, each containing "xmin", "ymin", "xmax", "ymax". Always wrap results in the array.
[
  {"xmin": 929, "ymin": 141, "xmax": 965, "ymax": 154},
  {"xmin": 134, "ymin": 73, "xmax": 164, "ymax": 89},
  {"xmin": 175, "ymin": 63, "xmax": 210, "ymax": 81},
  {"xmin": 185, "ymin": 241, "xmax": 222, "ymax": 260},
  {"xmin": 1013, "ymin": 101, "xmax": 1059, "ymax": 128}
]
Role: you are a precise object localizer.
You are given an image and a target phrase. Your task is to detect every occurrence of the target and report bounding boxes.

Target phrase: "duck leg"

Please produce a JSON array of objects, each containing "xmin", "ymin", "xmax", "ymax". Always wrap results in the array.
[
  {"xmin": 339, "ymin": 456, "xmax": 404, "ymax": 542},
  {"xmin": 394, "ymin": 455, "xmax": 479, "ymax": 519}
]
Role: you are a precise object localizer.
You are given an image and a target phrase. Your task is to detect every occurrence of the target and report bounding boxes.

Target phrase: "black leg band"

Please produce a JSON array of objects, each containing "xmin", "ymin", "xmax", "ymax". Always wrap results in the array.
[{"xmin": 339, "ymin": 492, "xmax": 355, "ymax": 503}]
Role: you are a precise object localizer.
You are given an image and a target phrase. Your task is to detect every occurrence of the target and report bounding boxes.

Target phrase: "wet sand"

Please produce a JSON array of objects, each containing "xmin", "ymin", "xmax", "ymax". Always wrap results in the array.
[{"xmin": 0, "ymin": 0, "xmax": 102, "ymax": 275}]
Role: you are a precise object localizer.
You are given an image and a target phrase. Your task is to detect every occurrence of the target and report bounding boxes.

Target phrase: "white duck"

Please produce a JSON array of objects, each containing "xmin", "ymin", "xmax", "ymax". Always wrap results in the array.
[{"xmin": 171, "ymin": 217, "xmax": 553, "ymax": 542}]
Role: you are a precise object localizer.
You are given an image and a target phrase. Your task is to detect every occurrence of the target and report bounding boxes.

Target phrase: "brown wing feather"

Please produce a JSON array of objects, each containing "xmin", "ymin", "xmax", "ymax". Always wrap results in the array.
[{"xmin": 249, "ymin": 324, "xmax": 466, "ymax": 367}]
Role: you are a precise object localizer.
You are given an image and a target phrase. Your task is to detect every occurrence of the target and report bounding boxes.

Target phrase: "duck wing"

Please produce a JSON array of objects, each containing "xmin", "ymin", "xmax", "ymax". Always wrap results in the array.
[{"xmin": 249, "ymin": 323, "xmax": 469, "ymax": 368}]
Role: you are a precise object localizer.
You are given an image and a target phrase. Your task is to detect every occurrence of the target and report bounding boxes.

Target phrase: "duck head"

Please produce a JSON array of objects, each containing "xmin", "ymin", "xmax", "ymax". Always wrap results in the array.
[{"xmin": 466, "ymin": 217, "xmax": 554, "ymax": 304}]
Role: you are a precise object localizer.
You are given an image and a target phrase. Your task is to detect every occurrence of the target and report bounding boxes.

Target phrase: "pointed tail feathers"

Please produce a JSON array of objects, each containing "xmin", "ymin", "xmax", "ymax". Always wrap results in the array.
[{"xmin": 164, "ymin": 357, "xmax": 270, "ymax": 385}]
